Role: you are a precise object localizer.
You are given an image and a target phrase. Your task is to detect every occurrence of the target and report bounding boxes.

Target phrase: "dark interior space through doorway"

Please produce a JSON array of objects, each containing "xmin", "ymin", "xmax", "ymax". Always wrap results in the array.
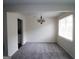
[{"xmin": 18, "ymin": 19, "xmax": 23, "ymax": 49}]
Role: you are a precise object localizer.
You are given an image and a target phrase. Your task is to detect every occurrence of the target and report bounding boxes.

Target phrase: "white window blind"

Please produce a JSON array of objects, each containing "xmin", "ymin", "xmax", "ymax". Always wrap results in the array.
[{"xmin": 59, "ymin": 15, "xmax": 73, "ymax": 41}]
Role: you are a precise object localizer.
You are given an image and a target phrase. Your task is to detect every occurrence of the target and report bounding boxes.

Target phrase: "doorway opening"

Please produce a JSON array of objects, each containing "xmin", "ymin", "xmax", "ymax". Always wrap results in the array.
[{"xmin": 18, "ymin": 19, "xmax": 23, "ymax": 49}]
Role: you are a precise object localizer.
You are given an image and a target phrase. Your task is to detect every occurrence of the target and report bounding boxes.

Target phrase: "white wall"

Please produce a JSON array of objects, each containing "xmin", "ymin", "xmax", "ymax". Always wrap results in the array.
[
  {"xmin": 7, "ymin": 11, "xmax": 74, "ymax": 58},
  {"xmin": 57, "ymin": 13, "xmax": 75, "ymax": 58},
  {"xmin": 7, "ymin": 12, "xmax": 58, "ymax": 56},
  {"xmin": 24, "ymin": 16, "xmax": 58, "ymax": 42},
  {"xmin": 7, "ymin": 12, "xmax": 27, "ymax": 56}
]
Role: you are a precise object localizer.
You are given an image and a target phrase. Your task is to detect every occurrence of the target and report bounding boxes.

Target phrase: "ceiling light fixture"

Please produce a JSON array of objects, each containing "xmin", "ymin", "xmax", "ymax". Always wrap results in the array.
[{"xmin": 37, "ymin": 16, "xmax": 45, "ymax": 24}]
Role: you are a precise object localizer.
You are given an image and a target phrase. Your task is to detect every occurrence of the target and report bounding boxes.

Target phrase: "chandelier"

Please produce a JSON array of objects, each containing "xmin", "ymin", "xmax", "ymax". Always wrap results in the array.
[{"xmin": 37, "ymin": 16, "xmax": 45, "ymax": 24}]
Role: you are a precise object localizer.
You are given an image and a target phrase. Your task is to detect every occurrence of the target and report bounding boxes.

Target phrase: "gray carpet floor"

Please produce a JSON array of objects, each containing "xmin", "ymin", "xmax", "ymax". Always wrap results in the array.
[{"xmin": 11, "ymin": 43, "xmax": 73, "ymax": 59}]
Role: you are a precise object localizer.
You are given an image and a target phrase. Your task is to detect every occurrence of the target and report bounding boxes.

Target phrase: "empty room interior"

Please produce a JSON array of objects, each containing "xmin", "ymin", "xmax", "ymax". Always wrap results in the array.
[{"xmin": 3, "ymin": 0, "xmax": 75, "ymax": 59}]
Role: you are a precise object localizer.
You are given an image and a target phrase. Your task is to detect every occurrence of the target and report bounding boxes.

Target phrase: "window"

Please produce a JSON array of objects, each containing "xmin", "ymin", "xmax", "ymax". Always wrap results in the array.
[{"xmin": 59, "ymin": 15, "xmax": 73, "ymax": 41}]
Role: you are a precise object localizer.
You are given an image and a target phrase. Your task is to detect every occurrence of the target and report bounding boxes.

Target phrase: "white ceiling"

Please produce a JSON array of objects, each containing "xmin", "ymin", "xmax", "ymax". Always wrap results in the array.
[
  {"xmin": 4, "ymin": 0, "xmax": 74, "ymax": 5},
  {"xmin": 21, "ymin": 11, "xmax": 62, "ymax": 18},
  {"xmin": 4, "ymin": 0, "xmax": 74, "ymax": 18}
]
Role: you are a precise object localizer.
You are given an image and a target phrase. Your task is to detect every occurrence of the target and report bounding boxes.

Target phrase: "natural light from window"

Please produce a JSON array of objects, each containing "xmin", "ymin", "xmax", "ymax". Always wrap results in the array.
[{"xmin": 59, "ymin": 15, "xmax": 73, "ymax": 41}]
